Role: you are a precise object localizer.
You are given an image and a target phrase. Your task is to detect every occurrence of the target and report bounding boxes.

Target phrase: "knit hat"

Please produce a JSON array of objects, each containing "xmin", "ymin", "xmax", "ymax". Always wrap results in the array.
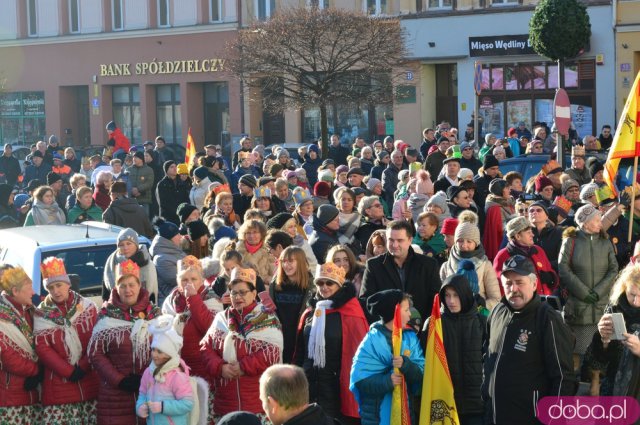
[
  {"xmin": 318, "ymin": 169, "xmax": 334, "ymax": 183},
  {"xmin": 163, "ymin": 160, "xmax": 176, "ymax": 174},
  {"xmin": 580, "ymin": 183, "xmax": 599, "ymax": 202},
  {"xmin": 230, "ymin": 267, "xmax": 257, "ymax": 287},
  {"xmin": 492, "ymin": 145, "xmax": 506, "ymax": 157},
  {"xmin": 458, "ymin": 168, "xmax": 474, "ymax": 181},
  {"xmin": 588, "ymin": 160, "xmax": 604, "ymax": 177},
  {"xmin": 149, "ymin": 315, "xmax": 183, "ymax": 360},
  {"xmin": 269, "ymin": 163, "xmax": 285, "ymax": 177},
  {"xmin": 530, "ymin": 201, "xmax": 549, "ymax": 217},
  {"xmin": 52, "ymin": 153, "xmax": 63, "ymax": 161},
  {"xmin": 483, "ymin": 154, "xmax": 499, "ymax": 170},
  {"xmin": 506, "ymin": 216, "xmax": 532, "ymax": 239},
  {"xmin": 133, "ymin": 151, "xmax": 145, "ymax": 162},
  {"xmin": 409, "ymin": 162, "xmax": 423, "ymax": 173},
  {"xmin": 534, "ymin": 175, "xmax": 554, "ymax": 193},
  {"xmin": 415, "ymin": 171, "xmax": 433, "ymax": 196},
  {"xmin": 276, "ymin": 149, "xmax": 289, "ymax": 159},
  {"xmin": 426, "ymin": 191, "xmax": 448, "ymax": 212},
  {"xmin": 398, "ymin": 169, "xmax": 410, "ymax": 182},
  {"xmin": 441, "ymin": 218, "xmax": 459, "ymax": 236},
  {"xmin": 31, "ymin": 150, "xmax": 43, "ymax": 159},
  {"xmin": 336, "ymin": 165, "xmax": 348, "ymax": 176},
  {"xmin": 489, "ymin": 178, "xmax": 508, "ymax": 196},
  {"xmin": 176, "ymin": 163, "xmax": 189, "ymax": 175},
  {"xmin": 106, "ymin": 121, "xmax": 117, "ymax": 131},
  {"xmin": 47, "ymin": 172, "xmax": 62, "ymax": 185},
  {"xmin": 575, "ymin": 204, "xmax": 601, "ymax": 229},
  {"xmin": 117, "ymin": 228, "xmax": 139, "ymax": 246},
  {"xmin": 308, "ymin": 144, "xmax": 320, "ymax": 155},
  {"xmin": 187, "ymin": 219, "xmax": 210, "ymax": 241},
  {"xmin": 153, "ymin": 217, "xmax": 180, "ymax": 240},
  {"xmin": 214, "ymin": 225, "xmax": 237, "ymax": 241},
  {"xmin": 321, "ymin": 159, "xmax": 335, "ymax": 168},
  {"xmin": 366, "ymin": 178, "xmax": 381, "ymax": 191},
  {"xmin": 283, "ymin": 169, "xmax": 297, "ymax": 180},
  {"xmin": 316, "ymin": 204, "xmax": 339, "ymax": 226},
  {"xmin": 376, "ymin": 151, "xmax": 389, "ymax": 161},
  {"xmin": 315, "ymin": 262, "xmax": 346, "ymax": 286},
  {"xmin": 239, "ymin": 174, "xmax": 257, "ymax": 189},
  {"xmin": 367, "ymin": 289, "xmax": 404, "ymax": 323},
  {"xmin": 267, "ymin": 212, "xmax": 294, "ymax": 230},
  {"xmin": 347, "ymin": 167, "xmax": 365, "ymax": 177},
  {"xmin": 314, "ymin": 181, "xmax": 332, "ymax": 197},
  {"xmin": 454, "ymin": 221, "xmax": 480, "ymax": 246},
  {"xmin": 528, "ymin": 139, "xmax": 543, "ymax": 150},
  {"xmin": 41, "ymin": 257, "xmax": 70, "ymax": 288},
  {"xmin": 177, "ymin": 203, "xmax": 198, "ymax": 224},
  {"xmin": 561, "ymin": 179, "xmax": 579, "ymax": 195},
  {"xmin": 193, "ymin": 166, "xmax": 209, "ymax": 180}
]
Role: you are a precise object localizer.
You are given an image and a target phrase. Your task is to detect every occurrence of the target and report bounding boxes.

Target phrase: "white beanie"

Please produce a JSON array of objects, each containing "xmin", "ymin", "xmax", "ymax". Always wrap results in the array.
[
  {"xmin": 150, "ymin": 315, "xmax": 183, "ymax": 359},
  {"xmin": 454, "ymin": 222, "xmax": 481, "ymax": 247}
]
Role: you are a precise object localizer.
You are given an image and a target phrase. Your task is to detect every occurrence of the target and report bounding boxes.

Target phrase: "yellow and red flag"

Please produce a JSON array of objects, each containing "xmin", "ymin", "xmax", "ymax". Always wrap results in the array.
[
  {"xmin": 419, "ymin": 294, "xmax": 460, "ymax": 425},
  {"xmin": 185, "ymin": 128, "xmax": 196, "ymax": 165},
  {"xmin": 391, "ymin": 303, "xmax": 410, "ymax": 425},
  {"xmin": 604, "ymin": 70, "xmax": 640, "ymax": 194}
]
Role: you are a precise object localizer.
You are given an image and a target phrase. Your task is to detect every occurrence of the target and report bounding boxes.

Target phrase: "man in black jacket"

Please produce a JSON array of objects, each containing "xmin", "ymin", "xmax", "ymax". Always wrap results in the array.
[
  {"xmin": 103, "ymin": 182, "xmax": 154, "ymax": 238},
  {"xmin": 327, "ymin": 134, "xmax": 349, "ymax": 166},
  {"xmin": 360, "ymin": 220, "xmax": 441, "ymax": 321},
  {"xmin": 156, "ymin": 161, "xmax": 188, "ymax": 225},
  {"xmin": 482, "ymin": 255, "xmax": 575, "ymax": 425},
  {"xmin": 0, "ymin": 144, "xmax": 21, "ymax": 188}
]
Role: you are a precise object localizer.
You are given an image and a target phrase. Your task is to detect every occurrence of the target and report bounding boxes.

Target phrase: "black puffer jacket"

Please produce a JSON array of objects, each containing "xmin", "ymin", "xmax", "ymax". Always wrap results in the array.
[
  {"xmin": 102, "ymin": 196, "xmax": 154, "ymax": 238},
  {"xmin": 308, "ymin": 216, "xmax": 340, "ymax": 264},
  {"xmin": 532, "ymin": 222, "xmax": 564, "ymax": 271}
]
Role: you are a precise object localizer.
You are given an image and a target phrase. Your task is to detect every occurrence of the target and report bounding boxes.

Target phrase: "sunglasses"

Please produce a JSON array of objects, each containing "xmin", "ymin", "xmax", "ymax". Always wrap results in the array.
[{"xmin": 316, "ymin": 280, "xmax": 337, "ymax": 287}]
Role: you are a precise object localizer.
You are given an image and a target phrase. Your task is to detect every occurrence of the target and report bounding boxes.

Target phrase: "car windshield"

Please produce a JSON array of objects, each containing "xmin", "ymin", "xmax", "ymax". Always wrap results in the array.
[{"xmin": 42, "ymin": 246, "xmax": 114, "ymax": 298}]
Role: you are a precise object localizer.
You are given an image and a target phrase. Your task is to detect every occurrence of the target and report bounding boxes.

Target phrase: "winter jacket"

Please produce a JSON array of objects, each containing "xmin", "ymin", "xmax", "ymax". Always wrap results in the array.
[
  {"xmin": 493, "ymin": 241, "xmax": 559, "ymax": 296},
  {"xmin": 482, "ymin": 295, "xmax": 575, "ymax": 425},
  {"xmin": 67, "ymin": 203, "xmax": 103, "ymax": 224},
  {"xmin": 93, "ymin": 184, "xmax": 111, "ymax": 211},
  {"xmin": 354, "ymin": 218, "xmax": 385, "ymax": 252},
  {"xmin": 532, "ymin": 222, "xmax": 564, "ymax": 272},
  {"xmin": 407, "ymin": 193, "xmax": 429, "ymax": 222},
  {"xmin": 424, "ymin": 150, "xmax": 447, "ymax": 183},
  {"xmin": 370, "ymin": 164, "xmax": 385, "ymax": 181},
  {"xmin": 412, "ymin": 232, "xmax": 446, "ymax": 259},
  {"xmin": 150, "ymin": 235, "xmax": 186, "ymax": 304},
  {"xmin": 88, "ymin": 288, "xmax": 161, "ymax": 425},
  {"xmin": 0, "ymin": 294, "xmax": 40, "ymax": 408},
  {"xmin": 103, "ymin": 196, "xmax": 154, "ymax": 238},
  {"xmin": 483, "ymin": 195, "xmax": 515, "ymax": 261},
  {"xmin": 189, "ymin": 176, "xmax": 211, "ymax": 211},
  {"xmin": 559, "ymin": 228, "xmax": 618, "ymax": 326},
  {"xmin": 565, "ymin": 167, "xmax": 592, "ymax": 187},
  {"xmin": 128, "ymin": 164, "xmax": 155, "ymax": 205},
  {"xmin": 302, "ymin": 156, "xmax": 323, "ymax": 188},
  {"xmin": 156, "ymin": 175, "xmax": 188, "ymax": 225},
  {"xmin": 381, "ymin": 164, "xmax": 402, "ymax": 207},
  {"xmin": 108, "ymin": 127, "xmax": 131, "ymax": 153},
  {"xmin": 360, "ymin": 247, "xmax": 441, "ymax": 321},
  {"xmin": 0, "ymin": 154, "xmax": 21, "ymax": 187},
  {"xmin": 282, "ymin": 403, "xmax": 341, "ymax": 425},
  {"xmin": 328, "ymin": 144, "xmax": 350, "ymax": 166},
  {"xmin": 308, "ymin": 216, "xmax": 340, "ymax": 264},
  {"xmin": 459, "ymin": 156, "xmax": 482, "ymax": 175},
  {"xmin": 232, "ymin": 193, "xmax": 252, "ymax": 221},
  {"xmin": 136, "ymin": 362, "xmax": 194, "ymax": 425},
  {"xmin": 473, "ymin": 172, "xmax": 495, "ymax": 215},
  {"xmin": 34, "ymin": 293, "xmax": 99, "ymax": 407},
  {"xmin": 235, "ymin": 239, "xmax": 276, "ymax": 284},
  {"xmin": 23, "ymin": 163, "xmax": 50, "ymax": 187}
]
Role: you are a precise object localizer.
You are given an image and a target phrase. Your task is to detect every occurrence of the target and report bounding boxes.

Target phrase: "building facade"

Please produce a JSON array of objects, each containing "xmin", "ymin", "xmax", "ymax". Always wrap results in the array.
[{"xmin": 615, "ymin": 0, "xmax": 640, "ymax": 115}]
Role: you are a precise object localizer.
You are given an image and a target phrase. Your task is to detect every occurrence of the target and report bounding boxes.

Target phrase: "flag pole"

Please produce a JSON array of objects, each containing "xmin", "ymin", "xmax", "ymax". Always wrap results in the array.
[{"xmin": 628, "ymin": 155, "xmax": 638, "ymax": 243}]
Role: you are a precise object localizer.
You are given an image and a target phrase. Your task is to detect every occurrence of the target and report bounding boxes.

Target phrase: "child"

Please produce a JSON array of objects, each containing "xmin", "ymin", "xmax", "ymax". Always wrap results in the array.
[
  {"xmin": 350, "ymin": 290, "xmax": 425, "ymax": 425},
  {"xmin": 413, "ymin": 211, "xmax": 446, "ymax": 261},
  {"xmin": 136, "ymin": 315, "xmax": 195, "ymax": 425}
]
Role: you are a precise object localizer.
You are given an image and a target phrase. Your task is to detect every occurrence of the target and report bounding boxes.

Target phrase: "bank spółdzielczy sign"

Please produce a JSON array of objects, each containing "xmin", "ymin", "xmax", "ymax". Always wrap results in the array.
[
  {"xmin": 468, "ymin": 35, "xmax": 535, "ymax": 57},
  {"xmin": 99, "ymin": 59, "xmax": 225, "ymax": 77}
]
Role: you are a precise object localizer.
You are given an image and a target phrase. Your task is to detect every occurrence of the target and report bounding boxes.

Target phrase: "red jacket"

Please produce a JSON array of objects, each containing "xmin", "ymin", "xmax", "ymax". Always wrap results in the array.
[
  {"xmin": 493, "ymin": 242, "xmax": 559, "ymax": 296},
  {"xmin": 93, "ymin": 184, "xmax": 112, "ymax": 211},
  {"xmin": 201, "ymin": 302, "xmax": 281, "ymax": 416},
  {"xmin": 109, "ymin": 128, "xmax": 131, "ymax": 153},
  {"xmin": 35, "ymin": 294, "xmax": 99, "ymax": 406},
  {"xmin": 483, "ymin": 204, "xmax": 513, "ymax": 261},
  {"xmin": 0, "ymin": 295, "xmax": 40, "ymax": 408}
]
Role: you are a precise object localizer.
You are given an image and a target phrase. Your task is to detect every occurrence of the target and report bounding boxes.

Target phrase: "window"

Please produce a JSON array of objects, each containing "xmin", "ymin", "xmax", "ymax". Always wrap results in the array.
[
  {"xmin": 210, "ymin": 0, "xmax": 222, "ymax": 21},
  {"xmin": 204, "ymin": 82, "xmax": 230, "ymax": 147},
  {"xmin": 308, "ymin": 0, "xmax": 327, "ymax": 8},
  {"xmin": 69, "ymin": 0, "xmax": 80, "ymax": 33},
  {"xmin": 0, "ymin": 92, "xmax": 46, "ymax": 145},
  {"xmin": 112, "ymin": 85, "xmax": 140, "ymax": 144},
  {"xmin": 255, "ymin": 0, "xmax": 275, "ymax": 20},
  {"xmin": 428, "ymin": 0, "xmax": 451, "ymax": 9},
  {"xmin": 158, "ymin": 0, "xmax": 170, "ymax": 26},
  {"xmin": 112, "ymin": 0, "xmax": 123, "ymax": 30},
  {"xmin": 27, "ymin": 0, "xmax": 37, "ymax": 36},
  {"xmin": 365, "ymin": 0, "xmax": 387, "ymax": 15},
  {"xmin": 156, "ymin": 85, "xmax": 182, "ymax": 144},
  {"xmin": 491, "ymin": 0, "xmax": 518, "ymax": 5}
]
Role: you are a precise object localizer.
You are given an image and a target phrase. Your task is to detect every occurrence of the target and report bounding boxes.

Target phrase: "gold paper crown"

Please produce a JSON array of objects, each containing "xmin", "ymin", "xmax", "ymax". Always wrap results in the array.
[
  {"xmin": 230, "ymin": 267, "xmax": 257, "ymax": 286},
  {"xmin": 409, "ymin": 162, "xmax": 422, "ymax": 173},
  {"xmin": 553, "ymin": 196, "xmax": 572, "ymax": 213},
  {"xmin": 571, "ymin": 145, "xmax": 586, "ymax": 157},
  {"xmin": 293, "ymin": 187, "xmax": 312, "ymax": 206},
  {"xmin": 542, "ymin": 160, "xmax": 562, "ymax": 176},
  {"xmin": 595, "ymin": 186, "xmax": 615, "ymax": 205},
  {"xmin": 624, "ymin": 183, "xmax": 640, "ymax": 199},
  {"xmin": 0, "ymin": 267, "xmax": 30, "ymax": 292},
  {"xmin": 41, "ymin": 257, "xmax": 70, "ymax": 287},
  {"xmin": 254, "ymin": 187, "xmax": 271, "ymax": 199},
  {"xmin": 116, "ymin": 259, "xmax": 140, "ymax": 282},
  {"xmin": 315, "ymin": 262, "xmax": 346, "ymax": 286},
  {"xmin": 178, "ymin": 255, "xmax": 203, "ymax": 274},
  {"xmin": 213, "ymin": 184, "xmax": 231, "ymax": 195}
]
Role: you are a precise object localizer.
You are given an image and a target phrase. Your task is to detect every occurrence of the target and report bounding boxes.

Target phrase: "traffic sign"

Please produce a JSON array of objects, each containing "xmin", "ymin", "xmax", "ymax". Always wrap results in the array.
[
  {"xmin": 474, "ymin": 61, "xmax": 482, "ymax": 96},
  {"xmin": 554, "ymin": 88, "xmax": 571, "ymax": 136}
]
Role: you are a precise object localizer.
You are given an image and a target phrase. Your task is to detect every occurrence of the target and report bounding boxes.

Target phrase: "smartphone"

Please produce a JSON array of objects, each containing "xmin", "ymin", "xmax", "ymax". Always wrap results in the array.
[{"xmin": 611, "ymin": 313, "xmax": 627, "ymax": 340}]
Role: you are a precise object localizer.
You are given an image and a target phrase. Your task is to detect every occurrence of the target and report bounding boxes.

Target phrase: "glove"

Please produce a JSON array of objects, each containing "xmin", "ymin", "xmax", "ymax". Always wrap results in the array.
[
  {"xmin": 118, "ymin": 374, "xmax": 142, "ymax": 393},
  {"xmin": 23, "ymin": 375, "xmax": 41, "ymax": 391},
  {"xmin": 619, "ymin": 190, "xmax": 632, "ymax": 208},
  {"xmin": 583, "ymin": 292, "xmax": 599, "ymax": 305},
  {"xmin": 68, "ymin": 365, "xmax": 86, "ymax": 382}
]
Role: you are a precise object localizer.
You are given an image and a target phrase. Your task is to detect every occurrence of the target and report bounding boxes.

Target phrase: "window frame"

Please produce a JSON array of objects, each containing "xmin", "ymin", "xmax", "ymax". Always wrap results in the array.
[
  {"xmin": 155, "ymin": 84, "xmax": 182, "ymax": 144},
  {"xmin": 27, "ymin": 0, "xmax": 38, "ymax": 37},
  {"xmin": 68, "ymin": 0, "xmax": 80, "ymax": 33},
  {"xmin": 158, "ymin": 0, "xmax": 170, "ymax": 27},
  {"xmin": 491, "ymin": 0, "xmax": 519, "ymax": 6},
  {"xmin": 308, "ymin": 0, "xmax": 327, "ymax": 9},
  {"xmin": 364, "ymin": 0, "xmax": 387, "ymax": 16},
  {"xmin": 112, "ymin": 0, "xmax": 123, "ymax": 30},
  {"xmin": 255, "ymin": 0, "xmax": 274, "ymax": 20},
  {"xmin": 427, "ymin": 0, "xmax": 452, "ymax": 10}
]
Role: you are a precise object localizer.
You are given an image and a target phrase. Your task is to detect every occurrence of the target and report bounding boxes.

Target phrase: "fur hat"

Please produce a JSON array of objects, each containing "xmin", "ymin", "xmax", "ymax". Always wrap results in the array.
[
  {"xmin": 506, "ymin": 216, "xmax": 532, "ymax": 239},
  {"xmin": 150, "ymin": 315, "xmax": 183, "ymax": 360},
  {"xmin": 575, "ymin": 204, "xmax": 601, "ymax": 229},
  {"xmin": 454, "ymin": 222, "xmax": 480, "ymax": 246},
  {"xmin": 367, "ymin": 289, "xmax": 404, "ymax": 323}
]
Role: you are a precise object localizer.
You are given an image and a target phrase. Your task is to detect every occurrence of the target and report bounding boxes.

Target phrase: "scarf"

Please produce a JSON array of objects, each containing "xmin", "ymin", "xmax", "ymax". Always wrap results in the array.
[
  {"xmin": 339, "ymin": 212, "xmax": 361, "ymax": 241},
  {"xmin": 0, "ymin": 293, "xmax": 37, "ymax": 366},
  {"xmin": 307, "ymin": 300, "xmax": 333, "ymax": 368},
  {"xmin": 34, "ymin": 291, "xmax": 96, "ymax": 365},
  {"xmin": 163, "ymin": 285, "xmax": 224, "ymax": 335},
  {"xmin": 148, "ymin": 356, "xmax": 184, "ymax": 384},
  {"xmin": 31, "ymin": 198, "xmax": 65, "ymax": 225},
  {"xmin": 442, "ymin": 245, "xmax": 487, "ymax": 291},
  {"xmin": 244, "ymin": 240, "xmax": 263, "ymax": 255}
]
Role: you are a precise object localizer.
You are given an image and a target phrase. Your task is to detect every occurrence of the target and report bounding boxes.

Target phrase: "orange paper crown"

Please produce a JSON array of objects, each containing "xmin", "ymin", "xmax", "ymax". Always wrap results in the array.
[
  {"xmin": 542, "ymin": 160, "xmax": 562, "ymax": 176},
  {"xmin": 213, "ymin": 183, "xmax": 231, "ymax": 195},
  {"xmin": 178, "ymin": 255, "xmax": 203, "ymax": 274},
  {"xmin": 230, "ymin": 267, "xmax": 257, "ymax": 286},
  {"xmin": 553, "ymin": 196, "xmax": 573, "ymax": 214},
  {"xmin": 116, "ymin": 259, "xmax": 140, "ymax": 282},
  {"xmin": 41, "ymin": 257, "xmax": 70, "ymax": 287},
  {"xmin": 315, "ymin": 262, "xmax": 346, "ymax": 286}
]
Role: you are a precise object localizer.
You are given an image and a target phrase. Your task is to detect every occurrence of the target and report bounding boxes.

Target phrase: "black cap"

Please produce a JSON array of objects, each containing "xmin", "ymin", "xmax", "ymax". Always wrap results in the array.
[
  {"xmin": 367, "ymin": 289, "xmax": 404, "ymax": 323},
  {"xmin": 483, "ymin": 154, "xmax": 500, "ymax": 169},
  {"xmin": 502, "ymin": 255, "xmax": 536, "ymax": 276},
  {"xmin": 446, "ymin": 185, "xmax": 465, "ymax": 201}
]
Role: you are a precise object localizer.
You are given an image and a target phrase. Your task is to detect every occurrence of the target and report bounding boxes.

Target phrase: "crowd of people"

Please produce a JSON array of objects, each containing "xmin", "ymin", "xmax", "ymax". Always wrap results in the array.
[{"xmin": 1, "ymin": 118, "xmax": 640, "ymax": 425}]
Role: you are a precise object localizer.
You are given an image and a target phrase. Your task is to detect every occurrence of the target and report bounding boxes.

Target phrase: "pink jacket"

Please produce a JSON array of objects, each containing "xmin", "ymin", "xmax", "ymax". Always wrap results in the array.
[{"xmin": 136, "ymin": 361, "xmax": 194, "ymax": 425}]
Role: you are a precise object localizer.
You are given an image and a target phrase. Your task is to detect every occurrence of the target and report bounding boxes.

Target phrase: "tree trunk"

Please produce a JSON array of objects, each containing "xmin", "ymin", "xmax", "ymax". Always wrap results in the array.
[{"xmin": 320, "ymin": 103, "xmax": 328, "ymax": 159}]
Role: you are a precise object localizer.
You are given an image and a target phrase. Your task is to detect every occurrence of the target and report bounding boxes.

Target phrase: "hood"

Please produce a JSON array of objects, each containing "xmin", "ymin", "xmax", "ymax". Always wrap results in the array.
[
  {"xmin": 407, "ymin": 193, "xmax": 428, "ymax": 210},
  {"xmin": 439, "ymin": 275, "xmax": 475, "ymax": 315}
]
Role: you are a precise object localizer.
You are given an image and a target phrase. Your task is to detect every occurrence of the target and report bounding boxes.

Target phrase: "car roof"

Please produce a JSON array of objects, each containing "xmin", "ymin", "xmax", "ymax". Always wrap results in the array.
[{"xmin": 0, "ymin": 222, "xmax": 150, "ymax": 247}]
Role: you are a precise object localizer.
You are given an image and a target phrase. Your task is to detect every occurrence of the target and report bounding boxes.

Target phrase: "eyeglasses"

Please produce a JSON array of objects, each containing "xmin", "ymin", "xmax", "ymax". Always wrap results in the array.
[
  {"xmin": 230, "ymin": 289, "xmax": 252, "ymax": 297},
  {"xmin": 316, "ymin": 280, "xmax": 337, "ymax": 287},
  {"xmin": 529, "ymin": 208, "xmax": 544, "ymax": 213},
  {"xmin": 370, "ymin": 204, "xmax": 383, "ymax": 208}
]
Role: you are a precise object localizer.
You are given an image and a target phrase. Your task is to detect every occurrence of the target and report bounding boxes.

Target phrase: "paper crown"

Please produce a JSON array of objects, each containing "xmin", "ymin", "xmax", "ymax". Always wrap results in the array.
[
  {"xmin": 409, "ymin": 162, "xmax": 422, "ymax": 173},
  {"xmin": 595, "ymin": 186, "xmax": 615, "ymax": 205},
  {"xmin": 178, "ymin": 255, "xmax": 203, "ymax": 274},
  {"xmin": 0, "ymin": 267, "xmax": 30, "ymax": 292},
  {"xmin": 254, "ymin": 187, "xmax": 271, "ymax": 199},
  {"xmin": 238, "ymin": 151, "xmax": 251, "ymax": 160},
  {"xmin": 552, "ymin": 196, "xmax": 573, "ymax": 214},
  {"xmin": 624, "ymin": 183, "xmax": 640, "ymax": 199},
  {"xmin": 571, "ymin": 145, "xmax": 586, "ymax": 157},
  {"xmin": 542, "ymin": 160, "xmax": 562, "ymax": 176},
  {"xmin": 293, "ymin": 188, "xmax": 312, "ymax": 206},
  {"xmin": 41, "ymin": 257, "xmax": 70, "ymax": 288},
  {"xmin": 315, "ymin": 262, "xmax": 346, "ymax": 286},
  {"xmin": 213, "ymin": 183, "xmax": 231, "ymax": 195},
  {"xmin": 230, "ymin": 266, "xmax": 257, "ymax": 286},
  {"xmin": 116, "ymin": 259, "xmax": 140, "ymax": 282},
  {"xmin": 450, "ymin": 145, "xmax": 462, "ymax": 158}
]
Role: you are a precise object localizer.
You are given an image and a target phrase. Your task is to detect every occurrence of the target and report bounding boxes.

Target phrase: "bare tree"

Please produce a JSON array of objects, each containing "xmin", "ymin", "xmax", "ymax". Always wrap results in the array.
[{"xmin": 226, "ymin": 7, "xmax": 408, "ymax": 156}]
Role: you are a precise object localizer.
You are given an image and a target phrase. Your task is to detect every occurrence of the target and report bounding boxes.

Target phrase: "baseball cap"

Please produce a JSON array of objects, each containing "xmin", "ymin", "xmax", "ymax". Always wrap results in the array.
[{"xmin": 502, "ymin": 255, "xmax": 535, "ymax": 276}]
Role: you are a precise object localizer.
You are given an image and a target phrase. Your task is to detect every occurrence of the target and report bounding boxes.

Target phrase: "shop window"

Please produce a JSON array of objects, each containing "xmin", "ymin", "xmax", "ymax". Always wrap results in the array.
[
  {"xmin": 69, "ymin": 0, "xmax": 80, "ymax": 33},
  {"xmin": 210, "ymin": 0, "xmax": 222, "ymax": 22},
  {"xmin": 158, "ymin": 0, "xmax": 170, "ymax": 27},
  {"xmin": 428, "ymin": 0, "xmax": 452, "ymax": 9},
  {"xmin": 308, "ymin": 0, "xmax": 328, "ymax": 8},
  {"xmin": 365, "ymin": 0, "xmax": 387, "ymax": 15},
  {"xmin": 112, "ymin": 85, "xmax": 140, "ymax": 144},
  {"xmin": 156, "ymin": 85, "xmax": 182, "ymax": 144},
  {"xmin": 0, "ymin": 92, "xmax": 46, "ymax": 145},
  {"xmin": 27, "ymin": 0, "xmax": 37, "ymax": 36},
  {"xmin": 112, "ymin": 0, "xmax": 123, "ymax": 30},
  {"xmin": 255, "ymin": 0, "xmax": 275, "ymax": 20},
  {"xmin": 204, "ymin": 82, "xmax": 230, "ymax": 147},
  {"xmin": 491, "ymin": 0, "xmax": 518, "ymax": 5}
]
